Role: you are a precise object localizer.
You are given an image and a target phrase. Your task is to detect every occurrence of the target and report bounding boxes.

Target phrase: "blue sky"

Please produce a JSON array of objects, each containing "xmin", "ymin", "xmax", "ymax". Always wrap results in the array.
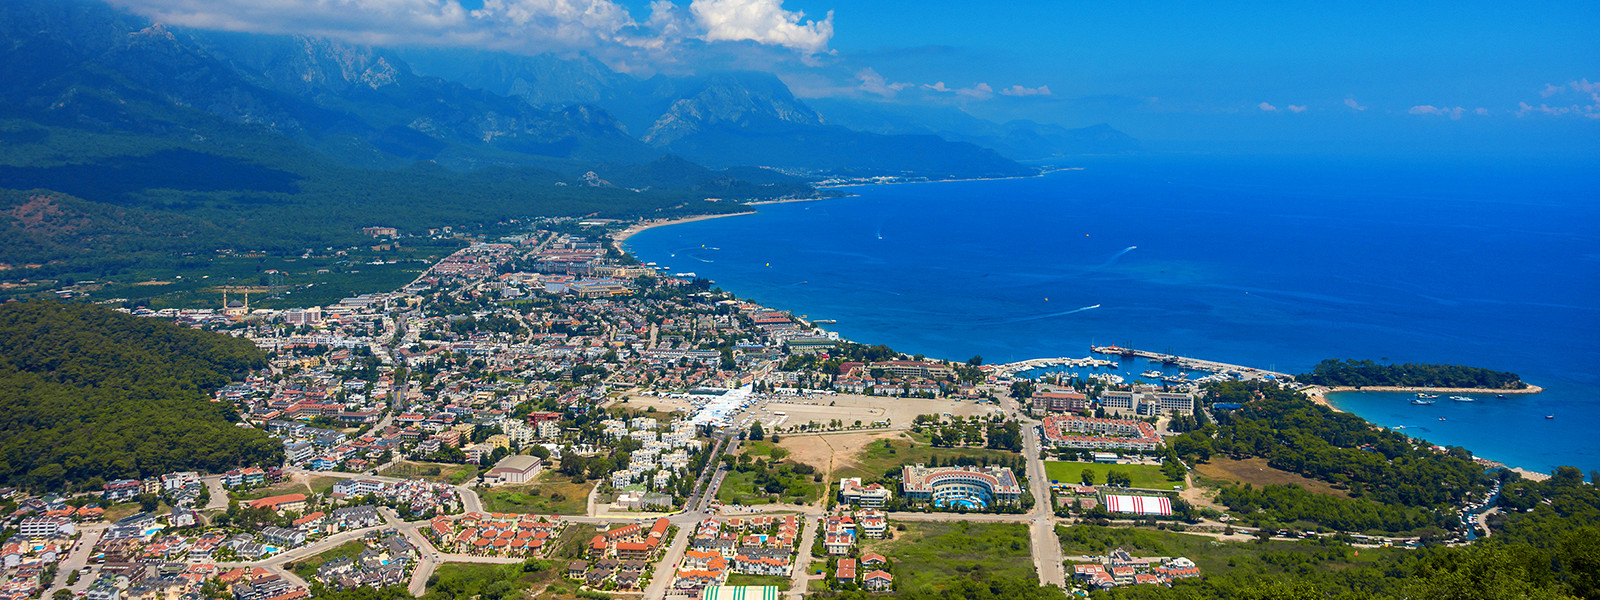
[{"xmin": 109, "ymin": 0, "xmax": 1600, "ymax": 153}]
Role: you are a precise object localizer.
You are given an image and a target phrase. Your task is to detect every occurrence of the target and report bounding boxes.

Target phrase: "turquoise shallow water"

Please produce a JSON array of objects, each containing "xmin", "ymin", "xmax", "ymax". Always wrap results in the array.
[{"xmin": 625, "ymin": 154, "xmax": 1600, "ymax": 473}]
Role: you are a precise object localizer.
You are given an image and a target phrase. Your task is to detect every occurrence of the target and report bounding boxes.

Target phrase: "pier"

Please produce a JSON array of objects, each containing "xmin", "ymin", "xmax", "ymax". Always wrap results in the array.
[
  {"xmin": 991, "ymin": 346, "xmax": 1293, "ymax": 383},
  {"xmin": 1090, "ymin": 346, "xmax": 1293, "ymax": 379}
]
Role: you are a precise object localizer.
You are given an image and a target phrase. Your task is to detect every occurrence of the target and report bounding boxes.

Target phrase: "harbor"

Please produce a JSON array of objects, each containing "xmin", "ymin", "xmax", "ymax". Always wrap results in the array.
[{"xmin": 991, "ymin": 345, "xmax": 1294, "ymax": 386}]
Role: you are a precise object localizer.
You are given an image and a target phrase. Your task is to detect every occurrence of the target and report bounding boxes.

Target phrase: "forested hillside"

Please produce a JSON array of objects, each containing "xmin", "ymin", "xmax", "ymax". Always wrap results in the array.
[
  {"xmin": 0, "ymin": 301, "xmax": 280, "ymax": 491},
  {"xmin": 1097, "ymin": 468, "xmax": 1600, "ymax": 599},
  {"xmin": 1169, "ymin": 381, "xmax": 1491, "ymax": 534},
  {"xmin": 1297, "ymin": 358, "xmax": 1527, "ymax": 389}
]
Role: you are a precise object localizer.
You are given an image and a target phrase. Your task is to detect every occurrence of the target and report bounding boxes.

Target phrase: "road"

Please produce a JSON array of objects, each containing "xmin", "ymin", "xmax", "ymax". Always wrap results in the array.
[
  {"xmin": 46, "ymin": 524, "xmax": 105, "ymax": 594},
  {"xmin": 1022, "ymin": 416, "xmax": 1066, "ymax": 589},
  {"xmin": 642, "ymin": 522, "xmax": 691, "ymax": 600},
  {"xmin": 785, "ymin": 515, "xmax": 821, "ymax": 599},
  {"xmin": 203, "ymin": 475, "xmax": 230, "ymax": 511},
  {"xmin": 1001, "ymin": 388, "xmax": 1067, "ymax": 590}
]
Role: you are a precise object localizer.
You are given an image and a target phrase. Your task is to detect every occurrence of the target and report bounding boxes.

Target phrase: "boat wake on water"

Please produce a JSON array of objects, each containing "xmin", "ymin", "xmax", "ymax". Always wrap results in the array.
[
  {"xmin": 1098, "ymin": 246, "xmax": 1138, "ymax": 268},
  {"xmin": 991, "ymin": 304, "xmax": 1101, "ymax": 324}
]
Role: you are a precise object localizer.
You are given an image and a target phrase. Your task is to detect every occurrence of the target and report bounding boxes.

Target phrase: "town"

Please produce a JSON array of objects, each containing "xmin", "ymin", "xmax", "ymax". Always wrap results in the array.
[{"xmin": 1, "ymin": 222, "xmax": 1491, "ymax": 600}]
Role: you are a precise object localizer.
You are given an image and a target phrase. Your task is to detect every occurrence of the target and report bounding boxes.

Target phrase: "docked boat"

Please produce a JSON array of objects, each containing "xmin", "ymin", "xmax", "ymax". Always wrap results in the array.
[
  {"xmin": 1416, "ymin": 393, "xmax": 1439, "ymax": 399},
  {"xmin": 1141, "ymin": 370, "xmax": 1164, "ymax": 378},
  {"xmin": 1451, "ymin": 396, "xmax": 1475, "ymax": 402}
]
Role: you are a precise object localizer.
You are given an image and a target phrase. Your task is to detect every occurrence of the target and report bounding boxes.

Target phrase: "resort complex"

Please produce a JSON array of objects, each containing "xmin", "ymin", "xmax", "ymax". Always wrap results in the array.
[
  {"xmin": 1040, "ymin": 415, "xmax": 1163, "ymax": 451},
  {"xmin": 900, "ymin": 464, "xmax": 1023, "ymax": 509}
]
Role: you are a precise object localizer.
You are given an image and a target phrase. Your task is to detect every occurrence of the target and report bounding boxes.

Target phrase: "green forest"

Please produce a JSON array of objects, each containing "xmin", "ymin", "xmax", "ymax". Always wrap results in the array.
[
  {"xmin": 1096, "ymin": 468, "xmax": 1600, "ymax": 599},
  {"xmin": 1167, "ymin": 381, "xmax": 1491, "ymax": 534},
  {"xmin": 0, "ymin": 120, "xmax": 809, "ymax": 287},
  {"xmin": 1296, "ymin": 358, "xmax": 1527, "ymax": 389},
  {"xmin": 0, "ymin": 301, "xmax": 282, "ymax": 491}
]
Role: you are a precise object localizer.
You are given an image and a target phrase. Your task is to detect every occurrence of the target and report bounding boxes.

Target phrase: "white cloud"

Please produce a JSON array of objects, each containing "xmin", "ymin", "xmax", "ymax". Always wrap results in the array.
[
  {"xmin": 1257, "ymin": 102, "xmax": 1277, "ymax": 112},
  {"xmin": 106, "ymin": 0, "xmax": 836, "ymax": 65},
  {"xmin": 998, "ymin": 84, "xmax": 1051, "ymax": 97},
  {"xmin": 856, "ymin": 68, "xmax": 910, "ymax": 97},
  {"xmin": 1517, "ymin": 78, "xmax": 1600, "ymax": 120},
  {"xmin": 923, "ymin": 81, "xmax": 992, "ymax": 99},
  {"xmin": 1474, "ymin": 107, "xmax": 1488, "ymax": 116},
  {"xmin": 1408, "ymin": 105, "xmax": 1473, "ymax": 119},
  {"xmin": 1287, "ymin": 104, "xmax": 1307, "ymax": 113},
  {"xmin": 959, "ymin": 82, "xmax": 993, "ymax": 99},
  {"xmin": 1344, "ymin": 97, "xmax": 1367, "ymax": 111},
  {"xmin": 688, "ymin": 0, "xmax": 833, "ymax": 54},
  {"xmin": 108, "ymin": 0, "xmax": 642, "ymax": 50}
]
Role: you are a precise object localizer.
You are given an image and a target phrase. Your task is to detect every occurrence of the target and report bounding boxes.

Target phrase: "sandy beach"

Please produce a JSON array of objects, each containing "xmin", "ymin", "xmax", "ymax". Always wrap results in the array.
[
  {"xmin": 1302, "ymin": 386, "xmax": 1346, "ymax": 413},
  {"xmin": 610, "ymin": 211, "xmax": 754, "ymax": 247}
]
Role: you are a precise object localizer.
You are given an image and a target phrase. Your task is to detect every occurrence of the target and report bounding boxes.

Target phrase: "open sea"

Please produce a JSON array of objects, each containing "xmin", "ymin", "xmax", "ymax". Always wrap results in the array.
[{"xmin": 625, "ymin": 154, "xmax": 1600, "ymax": 473}]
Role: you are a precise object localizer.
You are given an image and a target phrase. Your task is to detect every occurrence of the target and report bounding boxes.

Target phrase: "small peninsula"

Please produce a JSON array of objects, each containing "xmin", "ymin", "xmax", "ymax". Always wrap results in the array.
[{"xmin": 1296, "ymin": 358, "xmax": 1532, "ymax": 391}]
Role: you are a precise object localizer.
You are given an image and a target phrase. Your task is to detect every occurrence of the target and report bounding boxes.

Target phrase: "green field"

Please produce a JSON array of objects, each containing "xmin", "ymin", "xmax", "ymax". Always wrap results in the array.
[
  {"xmin": 480, "ymin": 474, "xmax": 594, "ymax": 515},
  {"xmin": 838, "ymin": 434, "xmax": 1022, "ymax": 482},
  {"xmin": 380, "ymin": 461, "xmax": 480, "ymax": 485},
  {"xmin": 1056, "ymin": 525, "xmax": 1408, "ymax": 578},
  {"xmin": 289, "ymin": 540, "xmax": 367, "ymax": 579},
  {"xmin": 424, "ymin": 561, "xmax": 587, "ymax": 600},
  {"xmin": 862, "ymin": 521, "xmax": 1034, "ymax": 592},
  {"xmin": 1044, "ymin": 460, "xmax": 1180, "ymax": 490},
  {"xmin": 725, "ymin": 574, "xmax": 792, "ymax": 590},
  {"xmin": 716, "ymin": 465, "xmax": 824, "ymax": 506},
  {"xmin": 231, "ymin": 479, "xmax": 313, "ymax": 501}
]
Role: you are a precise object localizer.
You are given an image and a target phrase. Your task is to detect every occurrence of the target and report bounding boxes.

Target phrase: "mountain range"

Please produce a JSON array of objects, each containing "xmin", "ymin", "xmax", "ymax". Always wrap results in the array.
[{"xmin": 0, "ymin": 0, "xmax": 1134, "ymax": 284}]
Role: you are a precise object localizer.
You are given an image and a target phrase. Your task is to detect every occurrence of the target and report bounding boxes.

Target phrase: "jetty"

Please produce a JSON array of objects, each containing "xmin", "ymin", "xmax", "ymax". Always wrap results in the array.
[
  {"xmin": 1090, "ymin": 346, "xmax": 1294, "ymax": 379},
  {"xmin": 990, "ymin": 346, "xmax": 1292, "ymax": 385}
]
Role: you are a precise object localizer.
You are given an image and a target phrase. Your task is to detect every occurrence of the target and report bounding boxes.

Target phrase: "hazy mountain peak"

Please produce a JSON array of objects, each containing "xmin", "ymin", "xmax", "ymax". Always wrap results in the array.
[{"xmin": 643, "ymin": 70, "xmax": 822, "ymax": 145}]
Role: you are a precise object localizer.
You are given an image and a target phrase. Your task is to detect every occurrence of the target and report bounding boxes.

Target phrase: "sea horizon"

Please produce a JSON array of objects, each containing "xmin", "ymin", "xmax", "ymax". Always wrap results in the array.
[{"xmin": 624, "ymin": 152, "xmax": 1600, "ymax": 475}]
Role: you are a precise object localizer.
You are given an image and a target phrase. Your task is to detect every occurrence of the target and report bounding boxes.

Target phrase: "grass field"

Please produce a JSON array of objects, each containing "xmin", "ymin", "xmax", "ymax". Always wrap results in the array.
[
  {"xmin": 307, "ymin": 476, "xmax": 341, "ymax": 496},
  {"xmin": 1044, "ymin": 461, "xmax": 1180, "ymax": 490},
  {"xmin": 552, "ymin": 524, "xmax": 601, "ymax": 560},
  {"xmin": 837, "ymin": 436, "xmax": 1021, "ymax": 482},
  {"xmin": 425, "ymin": 562, "xmax": 574, "ymax": 600},
  {"xmin": 380, "ymin": 461, "xmax": 480, "ymax": 485},
  {"xmin": 1055, "ymin": 525, "xmax": 1406, "ymax": 578},
  {"xmin": 862, "ymin": 521, "xmax": 1034, "ymax": 592},
  {"xmin": 725, "ymin": 574, "xmax": 792, "ymax": 590},
  {"xmin": 1194, "ymin": 457, "xmax": 1351, "ymax": 498},
  {"xmin": 103, "ymin": 501, "xmax": 170, "ymax": 523},
  {"xmin": 232, "ymin": 480, "xmax": 311, "ymax": 501},
  {"xmin": 716, "ymin": 465, "xmax": 824, "ymax": 506},
  {"xmin": 289, "ymin": 540, "xmax": 367, "ymax": 579},
  {"xmin": 480, "ymin": 474, "xmax": 594, "ymax": 515}
]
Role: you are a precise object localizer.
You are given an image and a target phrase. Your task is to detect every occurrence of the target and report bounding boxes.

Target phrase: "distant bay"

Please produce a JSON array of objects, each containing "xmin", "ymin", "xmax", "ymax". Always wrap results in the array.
[{"xmin": 625, "ymin": 154, "xmax": 1600, "ymax": 473}]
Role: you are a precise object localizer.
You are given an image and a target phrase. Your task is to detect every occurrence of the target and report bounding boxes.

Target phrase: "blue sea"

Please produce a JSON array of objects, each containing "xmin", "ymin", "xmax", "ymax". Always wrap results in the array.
[{"xmin": 625, "ymin": 154, "xmax": 1600, "ymax": 473}]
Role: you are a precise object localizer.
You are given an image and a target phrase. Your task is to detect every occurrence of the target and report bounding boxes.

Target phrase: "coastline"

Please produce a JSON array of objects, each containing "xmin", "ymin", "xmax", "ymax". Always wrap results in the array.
[
  {"xmin": 813, "ymin": 167, "xmax": 1075, "ymax": 190},
  {"xmin": 611, "ymin": 211, "xmax": 755, "ymax": 247},
  {"xmin": 613, "ymin": 179, "xmax": 1570, "ymax": 479},
  {"xmin": 1317, "ymin": 385, "xmax": 1542, "ymax": 395},
  {"xmin": 1310, "ymin": 385, "xmax": 1555, "ymax": 479}
]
